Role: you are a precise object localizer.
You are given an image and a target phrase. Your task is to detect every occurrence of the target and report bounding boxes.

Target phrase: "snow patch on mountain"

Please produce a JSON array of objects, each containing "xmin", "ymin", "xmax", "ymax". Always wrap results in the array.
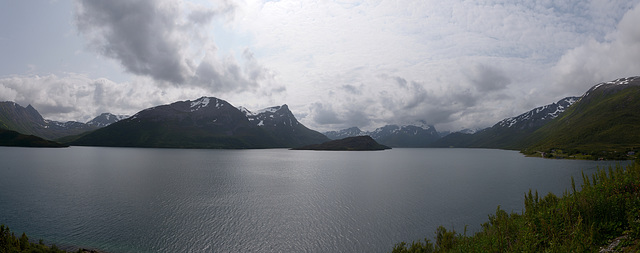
[
  {"xmin": 256, "ymin": 106, "xmax": 281, "ymax": 114},
  {"xmin": 87, "ymin": 113, "xmax": 130, "ymax": 127},
  {"xmin": 497, "ymin": 97, "xmax": 579, "ymax": 128},
  {"xmin": 190, "ymin": 97, "xmax": 211, "ymax": 111},
  {"xmin": 237, "ymin": 106, "xmax": 254, "ymax": 117},
  {"xmin": 585, "ymin": 76, "xmax": 640, "ymax": 97}
]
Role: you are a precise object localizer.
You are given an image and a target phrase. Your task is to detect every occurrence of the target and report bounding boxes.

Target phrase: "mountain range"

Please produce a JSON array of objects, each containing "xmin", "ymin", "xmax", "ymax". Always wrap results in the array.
[
  {"xmin": 68, "ymin": 97, "xmax": 329, "ymax": 149},
  {"xmin": 0, "ymin": 101, "xmax": 112, "ymax": 140},
  {"xmin": 324, "ymin": 76, "xmax": 640, "ymax": 158},
  {"xmin": 521, "ymin": 76, "xmax": 640, "ymax": 158},
  {"xmin": 325, "ymin": 122, "xmax": 440, "ymax": 148},
  {"xmin": 432, "ymin": 96, "xmax": 580, "ymax": 149},
  {"xmin": 1, "ymin": 76, "xmax": 639, "ymax": 154}
]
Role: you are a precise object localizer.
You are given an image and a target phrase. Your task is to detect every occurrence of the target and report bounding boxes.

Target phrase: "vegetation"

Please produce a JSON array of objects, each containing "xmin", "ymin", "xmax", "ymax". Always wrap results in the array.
[
  {"xmin": 523, "ymin": 85, "xmax": 640, "ymax": 159},
  {"xmin": 392, "ymin": 160, "xmax": 640, "ymax": 252},
  {"xmin": 0, "ymin": 224, "xmax": 76, "ymax": 253}
]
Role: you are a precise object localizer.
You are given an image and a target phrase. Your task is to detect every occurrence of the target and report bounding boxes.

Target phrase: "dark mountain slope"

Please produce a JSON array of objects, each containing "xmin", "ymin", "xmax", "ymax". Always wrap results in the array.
[
  {"xmin": 0, "ymin": 102, "xmax": 98, "ymax": 140},
  {"xmin": 242, "ymin": 105, "xmax": 330, "ymax": 147},
  {"xmin": 0, "ymin": 128, "xmax": 67, "ymax": 147},
  {"xmin": 323, "ymin": 123, "xmax": 440, "ymax": 147},
  {"xmin": 87, "ymin": 113, "xmax": 129, "ymax": 127},
  {"xmin": 292, "ymin": 136, "xmax": 390, "ymax": 151},
  {"xmin": 324, "ymin": 127, "xmax": 366, "ymax": 140},
  {"xmin": 70, "ymin": 97, "xmax": 279, "ymax": 148}
]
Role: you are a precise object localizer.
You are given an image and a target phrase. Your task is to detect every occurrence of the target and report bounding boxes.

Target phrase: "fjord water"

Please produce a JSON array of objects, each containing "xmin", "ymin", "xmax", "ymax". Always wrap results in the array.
[{"xmin": 0, "ymin": 147, "xmax": 625, "ymax": 252}]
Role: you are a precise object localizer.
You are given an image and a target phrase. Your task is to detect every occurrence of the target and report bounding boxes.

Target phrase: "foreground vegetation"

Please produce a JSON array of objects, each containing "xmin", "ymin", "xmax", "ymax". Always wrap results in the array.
[
  {"xmin": 392, "ymin": 160, "xmax": 640, "ymax": 252},
  {"xmin": 0, "ymin": 224, "xmax": 78, "ymax": 253}
]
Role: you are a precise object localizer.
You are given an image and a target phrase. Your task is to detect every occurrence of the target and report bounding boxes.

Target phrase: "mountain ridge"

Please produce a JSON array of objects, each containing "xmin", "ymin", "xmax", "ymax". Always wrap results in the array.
[
  {"xmin": 0, "ymin": 101, "xmax": 99, "ymax": 140},
  {"xmin": 522, "ymin": 76, "xmax": 640, "ymax": 159},
  {"xmin": 324, "ymin": 123, "xmax": 440, "ymax": 147},
  {"xmin": 69, "ymin": 97, "xmax": 329, "ymax": 148}
]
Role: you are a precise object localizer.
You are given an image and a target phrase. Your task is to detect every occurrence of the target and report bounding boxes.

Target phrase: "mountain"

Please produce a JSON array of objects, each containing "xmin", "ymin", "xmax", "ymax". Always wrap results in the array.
[
  {"xmin": 324, "ymin": 122, "xmax": 440, "ymax": 147},
  {"xmin": 87, "ymin": 113, "xmax": 129, "ymax": 127},
  {"xmin": 522, "ymin": 76, "xmax": 640, "ymax": 158},
  {"xmin": 324, "ymin": 127, "xmax": 366, "ymax": 140},
  {"xmin": 0, "ymin": 129, "xmax": 67, "ymax": 147},
  {"xmin": 241, "ymin": 105, "xmax": 330, "ymax": 147},
  {"xmin": 69, "ymin": 97, "xmax": 328, "ymax": 149},
  {"xmin": 369, "ymin": 124, "xmax": 440, "ymax": 147},
  {"xmin": 433, "ymin": 96, "xmax": 580, "ymax": 149},
  {"xmin": 292, "ymin": 136, "xmax": 391, "ymax": 151},
  {"xmin": 0, "ymin": 101, "xmax": 98, "ymax": 140}
]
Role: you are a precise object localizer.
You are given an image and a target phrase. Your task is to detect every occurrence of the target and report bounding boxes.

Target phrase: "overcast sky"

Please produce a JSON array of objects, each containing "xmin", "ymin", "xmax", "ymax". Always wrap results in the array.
[{"xmin": 1, "ymin": 0, "xmax": 639, "ymax": 132}]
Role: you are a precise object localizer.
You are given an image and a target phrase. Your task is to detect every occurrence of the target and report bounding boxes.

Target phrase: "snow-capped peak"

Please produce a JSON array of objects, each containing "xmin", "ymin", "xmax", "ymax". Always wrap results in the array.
[
  {"xmin": 497, "ymin": 97, "xmax": 578, "ymax": 128},
  {"xmin": 256, "ymin": 106, "xmax": 281, "ymax": 114},
  {"xmin": 584, "ymin": 76, "xmax": 640, "ymax": 97},
  {"xmin": 396, "ymin": 120, "xmax": 433, "ymax": 130},
  {"xmin": 237, "ymin": 106, "xmax": 255, "ymax": 117},
  {"xmin": 190, "ymin": 97, "xmax": 211, "ymax": 111}
]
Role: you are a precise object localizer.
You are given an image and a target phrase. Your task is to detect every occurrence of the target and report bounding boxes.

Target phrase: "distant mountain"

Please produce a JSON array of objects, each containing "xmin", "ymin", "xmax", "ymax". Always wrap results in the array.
[
  {"xmin": 0, "ymin": 128, "xmax": 67, "ymax": 147},
  {"xmin": 523, "ymin": 76, "xmax": 640, "ymax": 158},
  {"xmin": 69, "ymin": 97, "xmax": 328, "ymax": 149},
  {"xmin": 370, "ymin": 124, "xmax": 440, "ymax": 147},
  {"xmin": 433, "ymin": 96, "xmax": 579, "ymax": 149},
  {"xmin": 324, "ymin": 127, "xmax": 366, "ymax": 140},
  {"xmin": 87, "ymin": 113, "xmax": 129, "ymax": 127},
  {"xmin": 0, "ymin": 101, "xmax": 98, "ymax": 140},
  {"xmin": 324, "ymin": 122, "xmax": 440, "ymax": 147},
  {"xmin": 292, "ymin": 136, "xmax": 391, "ymax": 151},
  {"xmin": 242, "ymin": 105, "xmax": 330, "ymax": 147}
]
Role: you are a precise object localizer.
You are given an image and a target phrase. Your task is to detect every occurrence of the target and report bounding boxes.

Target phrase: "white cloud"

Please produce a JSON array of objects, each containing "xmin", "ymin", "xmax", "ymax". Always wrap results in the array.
[
  {"xmin": 552, "ymin": 3, "xmax": 640, "ymax": 95},
  {"xmin": 0, "ymin": 74, "xmax": 207, "ymax": 122},
  {"xmin": 74, "ymin": 0, "xmax": 277, "ymax": 95},
  {"xmin": 233, "ymin": 0, "xmax": 639, "ymax": 131},
  {"xmin": 5, "ymin": 0, "xmax": 639, "ymax": 133}
]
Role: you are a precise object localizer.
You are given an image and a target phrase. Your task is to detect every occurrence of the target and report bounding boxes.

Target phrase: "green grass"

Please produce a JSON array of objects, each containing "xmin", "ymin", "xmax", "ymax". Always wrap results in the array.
[{"xmin": 392, "ymin": 161, "xmax": 640, "ymax": 252}]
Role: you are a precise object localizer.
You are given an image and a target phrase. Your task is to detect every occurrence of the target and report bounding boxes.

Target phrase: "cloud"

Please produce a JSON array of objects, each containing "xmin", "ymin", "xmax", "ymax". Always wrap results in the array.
[
  {"xmin": 310, "ymin": 102, "xmax": 343, "ymax": 125},
  {"xmin": 466, "ymin": 64, "xmax": 511, "ymax": 92},
  {"xmin": 74, "ymin": 0, "xmax": 273, "ymax": 94},
  {"xmin": 8, "ymin": 0, "xmax": 636, "ymax": 134},
  {"xmin": 75, "ymin": 0, "xmax": 194, "ymax": 84},
  {"xmin": 552, "ymin": 3, "xmax": 640, "ymax": 94},
  {"xmin": 0, "ymin": 74, "xmax": 216, "ymax": 122}
]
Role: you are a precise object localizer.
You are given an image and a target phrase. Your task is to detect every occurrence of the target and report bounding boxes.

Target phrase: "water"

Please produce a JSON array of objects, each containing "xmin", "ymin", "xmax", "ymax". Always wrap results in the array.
[{"xmin": 0, "ymin": 147, "xmax": 627, "ymax": 252}]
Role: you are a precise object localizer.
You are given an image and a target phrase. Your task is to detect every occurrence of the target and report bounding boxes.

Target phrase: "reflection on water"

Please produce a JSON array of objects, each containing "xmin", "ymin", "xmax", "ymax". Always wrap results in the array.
[{"xmin": 0, "ymin": 147, "xmax": 627, "ymax": 252}]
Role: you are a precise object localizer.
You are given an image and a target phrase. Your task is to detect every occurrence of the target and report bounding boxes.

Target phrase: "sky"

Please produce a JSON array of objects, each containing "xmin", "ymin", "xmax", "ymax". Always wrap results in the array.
[{"xmin": 1, "ymin": 0, "xmax": 639, "ymax": 132}]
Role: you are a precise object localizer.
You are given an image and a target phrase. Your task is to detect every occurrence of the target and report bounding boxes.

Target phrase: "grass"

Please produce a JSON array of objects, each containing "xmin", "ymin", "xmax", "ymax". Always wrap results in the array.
[{"xmin": 392, "ymin": 160, "xmax": 640, "ymax": 252}]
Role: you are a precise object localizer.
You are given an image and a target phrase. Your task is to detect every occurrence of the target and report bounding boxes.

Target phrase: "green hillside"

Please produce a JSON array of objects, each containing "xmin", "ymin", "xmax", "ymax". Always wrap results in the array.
[{"xmin": 523, "ymin": 79, "xmax": 640, "ymax": 159}]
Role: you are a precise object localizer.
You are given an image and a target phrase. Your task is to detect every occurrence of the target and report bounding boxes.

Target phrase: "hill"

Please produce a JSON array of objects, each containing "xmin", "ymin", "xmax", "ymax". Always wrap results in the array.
[
  {"xmin": 324, "ymin": 122, "xmax": 440, "ymax": 147},
  {"xmin": 0, "ymin": 129, "xmax": 67, "ymax": 147},
  {"xmin": 69, "ymin": 97, "xmax": 328, "ymax": 149},
  {"xmin": 433, "ymin": 97, "xmax": 579, "ymax": 149},
  {"xmin": 292, "ymin": 136, "xmax": 391, "ymax": 151},
  {"xmin": 241, "ymin": 105, "xmax": 330, "ymax": 147},
  {"xmin": 0, "ymin": 102, "xmax": 99, "ymax": 140},
  {"xmin": 522, "ymin": 76, "xmax": 640, "ymax": 159}
]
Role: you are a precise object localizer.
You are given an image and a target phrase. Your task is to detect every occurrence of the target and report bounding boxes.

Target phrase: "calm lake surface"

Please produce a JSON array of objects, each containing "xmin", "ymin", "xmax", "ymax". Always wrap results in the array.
[{"xmin": 0, "ymin": 147, "xmax": 627, "ymax": 252}]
